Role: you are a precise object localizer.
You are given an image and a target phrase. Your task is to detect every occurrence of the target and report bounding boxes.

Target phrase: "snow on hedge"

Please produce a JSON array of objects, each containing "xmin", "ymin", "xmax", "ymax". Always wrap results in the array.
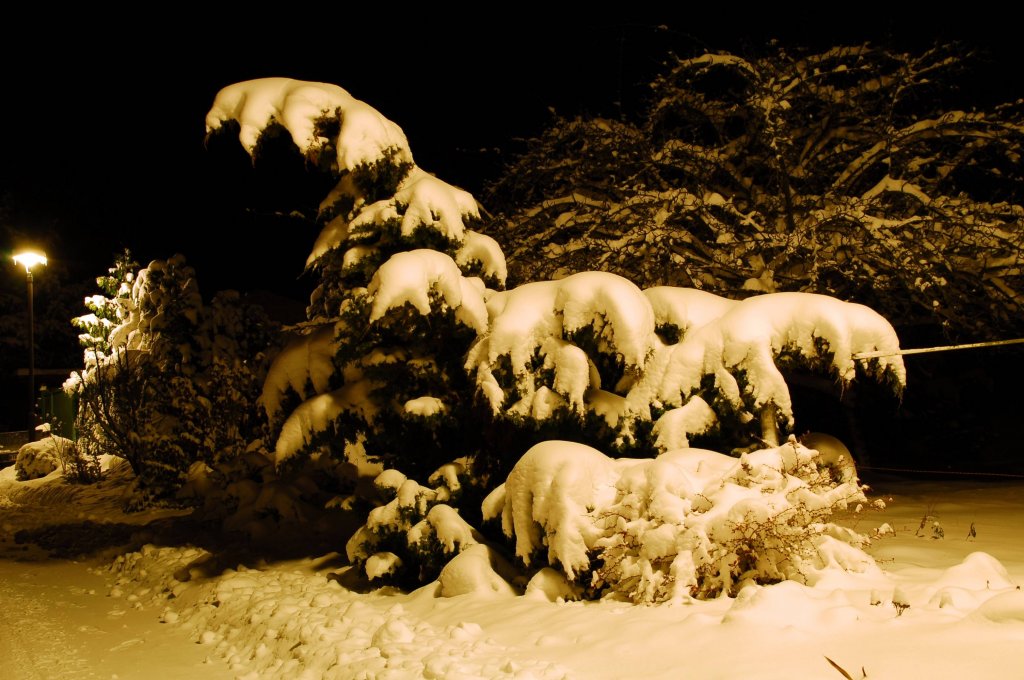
[
  {"xmin": 205, "ymin": 77, "xmax": 412, "ymax": 172},
  {"xmin": 484, "ymin": 438, "xmax": 877, "ymax": 603}
]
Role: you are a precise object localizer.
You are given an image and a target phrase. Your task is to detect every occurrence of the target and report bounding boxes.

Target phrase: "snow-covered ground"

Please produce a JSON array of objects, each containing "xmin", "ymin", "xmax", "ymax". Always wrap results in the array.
[{"xmin": 2, "ymin": 456, "xmax": 1024, "ymax": 680}]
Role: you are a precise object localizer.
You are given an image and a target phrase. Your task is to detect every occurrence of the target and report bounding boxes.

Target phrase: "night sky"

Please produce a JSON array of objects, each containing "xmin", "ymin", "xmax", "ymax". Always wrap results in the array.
[{"xmin": 4, "ymin": 13, "xmax": 1021, "ymax": 303}]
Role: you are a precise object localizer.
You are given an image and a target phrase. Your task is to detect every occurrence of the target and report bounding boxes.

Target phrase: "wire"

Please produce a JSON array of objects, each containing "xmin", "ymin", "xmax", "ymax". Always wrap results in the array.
[
  {"xmin": 853, "ymin": 337, "xmax": 1024, "ymax": 359},
  {"xmin": 860, "ymin": 465, "xmax": 1024, "ymax": 479}
]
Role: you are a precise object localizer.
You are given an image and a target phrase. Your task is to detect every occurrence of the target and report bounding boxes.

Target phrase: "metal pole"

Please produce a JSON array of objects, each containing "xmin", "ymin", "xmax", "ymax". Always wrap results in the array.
[{"xmin": 27, "ymin": 269, "xmax": 35, "ymax": 442}]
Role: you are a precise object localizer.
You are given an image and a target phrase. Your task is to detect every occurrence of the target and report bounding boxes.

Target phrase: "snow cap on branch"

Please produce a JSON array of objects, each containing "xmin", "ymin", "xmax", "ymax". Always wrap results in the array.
[
  {"xmin": 367, "ymin": 250, "xmax": 488, "ymax": 332},
  {"xmin": 206, "ymin": 77, "xmax": 412, "ymax": 172}
]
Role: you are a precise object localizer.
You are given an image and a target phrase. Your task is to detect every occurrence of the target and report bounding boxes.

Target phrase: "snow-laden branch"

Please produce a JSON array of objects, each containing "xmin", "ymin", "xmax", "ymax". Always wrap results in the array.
[
  {"xmin": 206, "ymin": 77, "xmax": 413, "ymax": 172},
  {"xmin": 836, "ymin": 111, "xmax": 1013, "ymax": 190},
  {"xmin": 367, "ymin": 250, "xmax": 488, "ymax": 332},
  {"xmin": 306, "ymin": 167, "xmax": 483, "ymax": 267}
]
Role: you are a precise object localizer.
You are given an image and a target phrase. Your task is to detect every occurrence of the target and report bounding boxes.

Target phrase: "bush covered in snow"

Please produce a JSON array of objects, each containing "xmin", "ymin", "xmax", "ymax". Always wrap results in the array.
[
  {"xmin": 67, "ymin": 252, "xmax": 278, "ymax": 504},
  {"xmin": 345, "ymin": 464, "xmax": 484, "ymax": 588},
  {"xmin": 484, "ymin": 438, "xmax": 878, "ymax": 603},
  {"xmin": 14, "ymin": 437, "xmax": 61, "ymax": 481}
]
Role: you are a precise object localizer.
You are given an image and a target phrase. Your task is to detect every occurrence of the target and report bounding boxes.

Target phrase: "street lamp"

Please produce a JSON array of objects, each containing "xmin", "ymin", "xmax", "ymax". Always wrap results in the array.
[{"xmin": 12, "ymin": 250, "xmax": 46, "ymax": 441}]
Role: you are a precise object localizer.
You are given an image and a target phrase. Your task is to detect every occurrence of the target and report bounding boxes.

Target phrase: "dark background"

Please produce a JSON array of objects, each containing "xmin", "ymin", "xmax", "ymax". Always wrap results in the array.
[
  {"xmin": 2, "ymin": 11, "xmax": 1022, "ymax": 474},
  {"xmin": 4, "ymin": 12, "xmax": 1021, "ymax": 298}
]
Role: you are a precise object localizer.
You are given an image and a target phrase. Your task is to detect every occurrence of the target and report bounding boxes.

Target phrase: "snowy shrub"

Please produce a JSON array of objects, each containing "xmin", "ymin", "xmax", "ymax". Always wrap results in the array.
[
  {"xmin": 346, "ymin": 464, "xmax": 484, "ymax": 587},
  {"xmin": 51, "ymin": 432, "xmax": 101, "ymax": 484},
  {"xmin": 484, "ymin": 438, "xmax": 878, "ymax": 603},
  {"xmin": 67, "ymin": 253, "xmax": 278, "ymax": 504},
  {"xmin": 14, "ymin": 438, "xmax": 61, "ymax": 480}
]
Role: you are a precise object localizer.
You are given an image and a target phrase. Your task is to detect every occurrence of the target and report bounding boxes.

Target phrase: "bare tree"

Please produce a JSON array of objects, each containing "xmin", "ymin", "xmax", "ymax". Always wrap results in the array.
[{"xmin": 486, "ymin": 43, "xmax": 1024, "ymax": 339}]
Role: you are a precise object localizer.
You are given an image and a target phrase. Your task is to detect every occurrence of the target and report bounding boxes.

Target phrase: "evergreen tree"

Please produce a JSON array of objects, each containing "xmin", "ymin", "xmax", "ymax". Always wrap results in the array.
[{"xmin": 206, "ymin": 79, "xmax": 507, "ymax": 482}]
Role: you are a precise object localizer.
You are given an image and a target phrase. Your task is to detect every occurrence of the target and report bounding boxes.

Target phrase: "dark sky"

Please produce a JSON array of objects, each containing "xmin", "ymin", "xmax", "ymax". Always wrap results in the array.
[{"xmin": 2, "ymin": 12, "xmax": 1022, "ymax": 304}]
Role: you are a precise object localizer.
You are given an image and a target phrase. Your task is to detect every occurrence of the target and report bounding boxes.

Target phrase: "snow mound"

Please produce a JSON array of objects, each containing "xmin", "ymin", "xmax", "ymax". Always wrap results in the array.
[{"xmin": 437, "ymin": 544, "xmax": 518, "ymax": 598}]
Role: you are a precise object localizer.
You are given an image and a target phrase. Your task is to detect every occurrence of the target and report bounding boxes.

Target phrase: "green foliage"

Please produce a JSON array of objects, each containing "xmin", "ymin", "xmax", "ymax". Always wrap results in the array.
[{"xmin": 345, "ymin": 466, "xmax": 480, "ymax": 589}]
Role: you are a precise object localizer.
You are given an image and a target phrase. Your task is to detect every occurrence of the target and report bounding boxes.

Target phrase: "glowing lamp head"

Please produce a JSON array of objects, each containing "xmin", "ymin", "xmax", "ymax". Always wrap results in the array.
[{"xmin": 12, "ymin": 251, "xmax": 47, "ymax": 274}]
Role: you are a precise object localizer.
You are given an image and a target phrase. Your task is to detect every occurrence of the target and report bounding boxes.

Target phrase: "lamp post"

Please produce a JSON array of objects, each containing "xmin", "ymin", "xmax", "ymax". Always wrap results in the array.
[{"xmin": 12, "ymin": 251, "xmax": 47, "ymax": 441}]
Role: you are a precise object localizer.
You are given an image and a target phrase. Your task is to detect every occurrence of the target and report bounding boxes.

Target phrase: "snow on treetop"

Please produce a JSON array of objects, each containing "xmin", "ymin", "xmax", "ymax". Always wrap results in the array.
[
  {"xmin": 367, "ymin": 250, "xmax": 487, "ymax": 332},
  {"xmin": 206, "ymin": 77, "xmax": 412, "ymax": 173}
]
